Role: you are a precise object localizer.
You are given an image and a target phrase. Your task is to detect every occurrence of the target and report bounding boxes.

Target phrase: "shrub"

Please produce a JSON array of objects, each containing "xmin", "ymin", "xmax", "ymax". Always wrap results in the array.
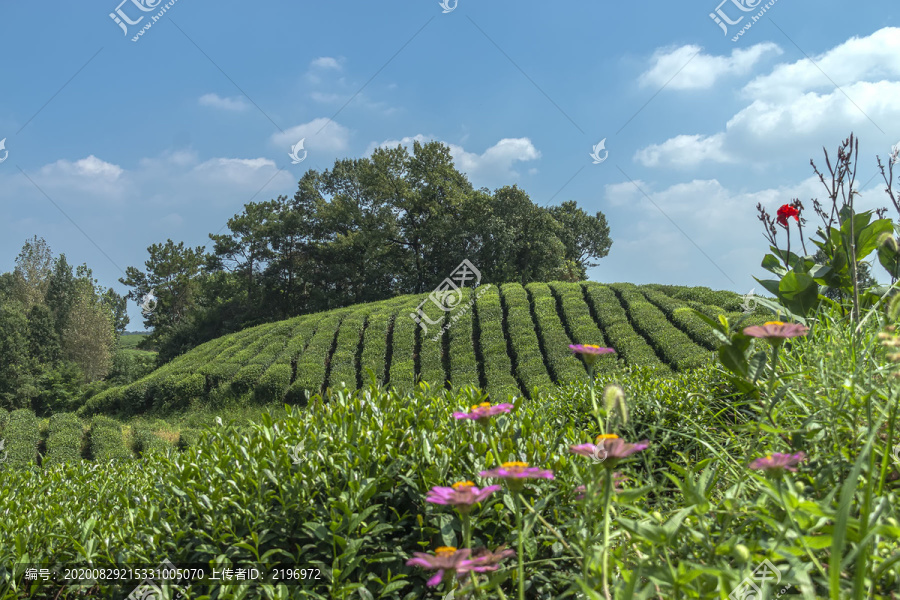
[
  {"xmin": 474, "ymin": 286, "xmax": 519, "ymax": 400},
  {"xmin": 0, "ymin": 407, "xmax": 8, "ymax": 432},
  {"xmin": 132, "ymin": 426, "xmax": 172, "ymax": 457},
  {"xmin": 291, "ymin": 309, "xmax": 353, "ymax": 401},
  {"xmin": 328, "ymin": 307, "xmax": 373, "ymax": 391},
  {"xmin": 388, "ymin": 298, "xmax": 420, "ymax": 392},
  {"xmin": 3, "ymin": 409, "xmax": 40, "ymax": 467},
  {"xmin": 526, "ymin": 283, "xmax": 586, "ymax": 385},
  {"xmin": 638, "ymin": 288, "xmax": 722, "ymax": 350},
  {"xmin": 43, "ymin": 413, "xmax": 84, "ymax": 466},
  {"xmin": 549, "ymin": 282, "xmax": 620, "ymax": 376},
  {"xmin": 177, "ymin": 427, "xmax": 202, "ymax": 450},
  {"xmin": 255, "ymin": 364, "xmax": 292, "ymax": 403},
  {"xmin": 360, "ymin": 298, "xmax": 408, "ymax": 385},
  {"xmin": 89, "ymin": 416, "xmax": 132, "ymax": 462},
  {"xmin": 582, "ymin": 282, "xmax": 671, "ymax": 374},
  {"xmin": 447, "ymin": 289, "xmax": 479, "ymax": 391},
  {"xmin": 500, "ymin": 283, "xmax": 554, "ymax": 393},
  {"xmin": 609, "ymin": 283, "xmax": 713, "ymax": 371},
  {"xmin": 231, "ymin": 364, "xmax": 267, "ymax": 397}
]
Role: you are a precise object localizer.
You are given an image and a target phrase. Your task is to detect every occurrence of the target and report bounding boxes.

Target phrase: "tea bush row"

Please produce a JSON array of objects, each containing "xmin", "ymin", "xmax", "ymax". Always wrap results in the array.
[
  {"xmin": 448, "ymin": 289, "xmax": 480, "ymax": 390},
  {"xmin": 89, "ymin": 415, "xmax": 132, "ymax": 462},
  {"xmin": 388, "ymin": 297, "xmax": 420, "ymax": 392},
  {"xmin": 609, "ymin": 283, "xmax": 713, "ymax": 371},
  {"xmin": 526, "ymin": 283, "xmax": 586, "ymax": 384},
  {"xmin": 360, "ymin": 297, "xmax": 408, "ymax": 385},
  {"xmin": 549, "ymin": 281, "xmax": 621, "ymax": 375},
  {"xmin": 329, "ymin": 307, "xmax": 375, "ymax": 392},
  {"xmin": 4, "ymin": 409, "xmax": 40, "ymax": 467},
  {"xmin": 581, "ymin": 283, "xmax": 671, "ymax": 374},
  {"xmin": 43, "ymin": 413, "xmax": 84, "ymax": 466},
  {"xmin": 290, "ymin": 308, "xmax": 353, "ymax": 401},
  {"xmin": 638, "ymin": 288, "xmax": 722, "ymax": 350},
  {"xmin": 474, "ymin": 286, "xmax": 520, "ymax": 401},
  {"xmin": 500, "ymin": 283, "xmax": 554, "ymax": 394}
]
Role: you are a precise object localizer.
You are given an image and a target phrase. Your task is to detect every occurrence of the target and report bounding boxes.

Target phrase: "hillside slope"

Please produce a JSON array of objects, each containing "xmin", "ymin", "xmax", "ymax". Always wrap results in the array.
[{"xmin": 78, "ymin": 281, "xmax": 768, "ymax": 417}]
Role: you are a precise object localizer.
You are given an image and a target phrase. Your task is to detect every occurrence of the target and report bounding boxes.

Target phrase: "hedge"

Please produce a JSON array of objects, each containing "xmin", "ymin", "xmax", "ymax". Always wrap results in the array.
[
  {"xmin": 89, "ymin": 415, "xmax": 132, "ymax": 462},
  {"xmin": 638, "ymin": 288, "xmax": 721, "ymax": 350},
  {"xmin": 43, "ymin": 412, "xmax": 84, "ymax": 466},
  {"xmin": 388, "ymin": 297, "xmax": 422, "ymax": 392},
  {"xmin": 0, "ymin": 408, "xmax": 9, "ymax": 433},
  {"xmin": 328, "ymin": 307, "xmax": 374, "ymax": 392},
  {"xmin": 132, "ymin": 426, "xmax": 172, "ymax": 457},
  {"xmin": 525, "ymin": 283, "xmax": 586, "ymax": 385},
  {"xmin": 609, "ymin": 283, "xmax": 713, "ymax": 371},
  {"xmin": 549, "ymin": 282, "xmax": 620, "ymax": 376},
  {"xmin": 230, "ymin": 364, "xmax": 268, "ymax": 397},
  {"xmin": 77, "ymin": 385, "xmax": 126, "ymax": 417},
  {"xmin": 289, "ymin": 309, "xmax": 353, "ymax": 401},
  {"xmin": 3, "ymin": 409, "xmax": 41, "ymax": 467},
  {"xmin": 474, "ymin": 285, "xmax": 520, "ymax": 401},
  {"xmin": 500, "ymin": 283, "xmax": 554, "ymax": 394},
  {"xmin": 360, "ymin": 298, "xmax": 407, "ymax": 385},
  {"xmin": 447, "ymin": 289, "xmax": 480, "ymax": 391},
  {"xmin": 644, "ymin": 283, "xmax": 750, "ymax": 313},
  {"xmin": 255, "ymin": 363, "xmax": 292, "ymax": 403},
  {"xmin": 581, "ymin": 282, "xmax": 671, "ymax": 374}
]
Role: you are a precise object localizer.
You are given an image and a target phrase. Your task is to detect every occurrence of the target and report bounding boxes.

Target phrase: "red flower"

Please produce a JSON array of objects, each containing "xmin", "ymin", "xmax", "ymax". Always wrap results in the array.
[{"xmin": 776, "ymin": 204, "xmax": 800, "ymax": 227}]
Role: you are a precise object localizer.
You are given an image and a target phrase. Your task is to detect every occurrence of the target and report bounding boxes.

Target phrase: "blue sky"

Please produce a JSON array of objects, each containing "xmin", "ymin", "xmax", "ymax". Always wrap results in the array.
[{"xmin": 1, "ymin": 1, "xmax": 898, "ymax": 330}]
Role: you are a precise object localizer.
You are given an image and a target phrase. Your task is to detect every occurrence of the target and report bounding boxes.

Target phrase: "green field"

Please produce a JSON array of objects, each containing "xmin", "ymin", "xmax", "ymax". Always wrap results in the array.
[{"xmin": 77, "ymin": 282, "xmax": 769, "ymax": 421}]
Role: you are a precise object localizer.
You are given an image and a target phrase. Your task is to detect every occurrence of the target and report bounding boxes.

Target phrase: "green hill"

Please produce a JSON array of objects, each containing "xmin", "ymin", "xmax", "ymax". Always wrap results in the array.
[{"xmin": 76, "ymin": 281, "xmax": 768, "ymax": 419}]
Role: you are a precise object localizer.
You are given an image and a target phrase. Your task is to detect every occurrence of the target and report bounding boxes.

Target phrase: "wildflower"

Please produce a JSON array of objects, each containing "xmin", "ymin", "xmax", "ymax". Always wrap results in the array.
[
  {"xmin": 406, "ymin": 546, "xmax": 475, "ymax": 587},
  {"xmin": 570, "ymin": 434, "xmax": 649, "ymax": 468},
  {"xmin": 467, "ymin": 546, "xmax": 516, "ymax": 572},
  {"xmin": 776, "ymin": 204, "xmax": 800, "ymax": 227},
  {"xmin": 480, "ymin": 461, "xmax": 554, "ymax": 492},
  {"xmin": 749, "ymin": 452, "xmax": 807, "ymax": 475},
  {"xmin": 426, "ymin": 481, "xmax": 501, "ymax": 513},
  {"xmin": 743, "ymin": 321, "xmax": 809, "ymax": 346},
  {"xmin": 569, "ymin": 344, "xmax": 616, "ymax": 369},
  {"xmin": 453, "ymin": 402, "xmax": 514, "ymax": 422}
]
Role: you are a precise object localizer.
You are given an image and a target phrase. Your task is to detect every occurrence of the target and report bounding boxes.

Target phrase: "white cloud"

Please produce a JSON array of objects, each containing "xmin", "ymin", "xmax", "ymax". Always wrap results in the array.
[
  {"xmin": 198, "ymin": 93, "xmax": 249, "ymax": 111},
  {"xmin": 34, "ymin": 156, "xmax": 128, "ymax": 199},
  {"xmin": 270, "ymin": 118, "xmax": 351, "ymax": 154},
  {"xmin": 366, "ymin": 136, "xmax": 541, "ymax": 186},
  {"xmin": 638, "ymin": 42, "xmax": 781, "ymax": 90},
  {"xmin": 310, "ymin": 56, "xmax": 342, "ymax": 70},
  {"xmin": 43, "ymin": 155, "xmax": 123, "ymax": 180},
  {"xmin": 634, "ymin": 28, "xmax": 900, "ymax": 169}
]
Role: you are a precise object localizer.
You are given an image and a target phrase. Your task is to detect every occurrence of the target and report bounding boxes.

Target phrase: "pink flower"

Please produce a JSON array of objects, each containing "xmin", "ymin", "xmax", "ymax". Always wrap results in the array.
[
  {"xmin": 569, "ymin": 344, "xmax": 616, "ymax": 369},
  {"xmin": 406, "ymin": 546, "xmax": 475, "ymax": 587},
  {"xmin": 426, "ymin": 481, "xmax": 501, "ymax": 513},
  {"xmin": 453, "ymin": 402, "xmax": 514, "ymax": 422},
  {"xmin": 466, "ymin": 546, "xmax": 516, "ymax": 573},
  {"xmin": 743, "ymin": 321, "xmax": 809, "ymax": 346},
  {"xmin": 569, "ymin": 434, "xmax": 649, "ymax": 468},
  {"xmin": 480, "ymin": 461, "xmax": 554, "ymax": 492},
  {"xmin": 750, "ymin": 452, "xmax": 807, "ymax": 475}
]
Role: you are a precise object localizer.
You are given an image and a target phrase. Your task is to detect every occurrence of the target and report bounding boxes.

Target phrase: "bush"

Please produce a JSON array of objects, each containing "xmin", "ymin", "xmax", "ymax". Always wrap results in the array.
[
  {"xmin": 328, "ymin": 307, "xmax": 373, "ymax": 391},
  {"xmin": 255, "ymin": 364, "xmax": 292, "ymax": 403},
  {"xmin": 3, "ymin": 409, "xmax": 40, "ymax": 467},
  {"xmin": 526, "ymin": 283, "xmax": 586, "ymax": 385},
  {"xmin": 388, "ymin": 298, "xmax": 420, "ymax": 392},
  {"xmin": 474, "ymin": 286, "xmax": 520, "ymax": 400},
  {"xmin": 132, "ymin": 426, "xmax": 172, "ymax": 457},
  {"xmin": 582, "ymin": 282, "xmax": 671, "ymax": 374},
  {"xmin": 89, "ymin": 416, "xmax": 132, "ymax": 462},
  {"xmin": 501, "ymin": 283, "xmax": 554, "ymax": 394},
  {"xmin": 638, "ymin": 288, "xmax": 722, "ymax": 350},
  {"xmin": 0, "ymin": 407, "xmax": 8, "ymax": 432},
  {"xmin": 360, "ymin": 298, "xmax": 409, "ymax": 385},
  {"xmin": 447, "ymin": 289, "xmax": 479, "ymax": 391},
  {"xmin": 291, "ymin": 309, "xmax": 353, "ymax": 401},
  {"xmin": 43, "ymin": 413, "xmax": 84, "ymax": 466},
  {"xmin": 177, "ymin": 427, "xmax": 202, "ymax": 450}
]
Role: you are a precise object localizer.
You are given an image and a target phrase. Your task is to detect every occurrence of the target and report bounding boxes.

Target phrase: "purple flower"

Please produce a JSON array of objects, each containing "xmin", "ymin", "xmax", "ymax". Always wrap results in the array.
[
  {"xmin": 466, "ymin": 546, "xmax": 516, "ymax": 573},
  {"xmin": 480, "ymin": 461, "xmax": 554, "ymax": 492},
  {"xmin": 406, "ymin": 546, "xmax": 475, "ymax": 587},
  {"xmin": 569, "ymin": 344, "xmax": 616, "ymax": 369},
  {"xmin": 750, "ymin": 452, "xmax": 807, "ymax": 475},
  {"xmin": 569, "ymin": 434, "xmax": 649, "ymax": 468},
  {"xmin": 453, "ymin": 402, "xmax": 514, "ymax": 422},
  {"xmin": 743, "ymin": 321, "xmax": 809, "ymax": 346},
  {"xmin": 426, "ymin": 481, "xmax": 501, "ymax": 513}
]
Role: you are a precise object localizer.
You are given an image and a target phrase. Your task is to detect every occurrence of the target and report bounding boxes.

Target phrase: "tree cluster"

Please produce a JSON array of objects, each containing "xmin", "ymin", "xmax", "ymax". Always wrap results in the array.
[
  {"xmin": 0, "ymin": 237, "xmax": 128, "ymax": 413},
  {"xmin": 120, "ymin": 141, "xmax": 613, "ymax": 362}
]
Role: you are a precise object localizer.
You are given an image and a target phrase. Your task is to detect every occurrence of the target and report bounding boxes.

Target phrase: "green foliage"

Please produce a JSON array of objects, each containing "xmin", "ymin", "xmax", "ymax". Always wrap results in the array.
[
  {"xmin": 328, "ymin": 307, "xmax": 373, "ymax": 391},
  {"xmin": 526, "ymin": 282, "xmax": 587, "ymax": 383},
  {"xmin": 177, "ymin": 427, "xmax": 202, "ymax": 450},
  {"xmin": 582, "ymin": 282, "xmax": 671, "ymax": 374},
  {"xmin": 549, "ymin": 281, "xmax": 620, "ymax": 375},
  {"xmin": 474, "ymin": 286, "xmax": 519, "ymax": 401},
  {"xmin": 131, "ymin": 426, "xmax": 172, "ymax": 457},
  {"xmin": 610, "ymin": 283, "xmax": 713, "ymax": 371},
  {"xmin": 88, "ymin": 415, "xmax": 132, "ymax": 462},
  {"xmin": 290, "ymin": 309, "xmax": 353, "ymax": 401},
  {"xmin": 638, "ymin": 288, "xmax": 723, "ymax": 350},
  {"xmin": 447, "ymin": 289, "xmax": 479, "ymax": 391},
  {"xmin": 3, "ymin": 409, "xmax": 40, "ymax": 467},
  {"xmin": 0, "ymin": 407, "xmax": 8, "ymax": 432},
  {"xmin": 388, "ymin": 298, "xmax": 420, "ymax": 392},
  {"xmin": 255, "ymin": 363, "xmax": 292, "ymax": 404},
  {"xmin": 43, "ymin": 412, "xmax": 84, "ymax": 466},
  {"xmin": 500, "ymin": 283, "xmax": 554, "ymax": 393}
]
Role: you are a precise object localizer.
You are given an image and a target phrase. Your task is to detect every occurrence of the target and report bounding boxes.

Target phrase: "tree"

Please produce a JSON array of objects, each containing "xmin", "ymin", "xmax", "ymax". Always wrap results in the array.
[
  {"xmin": 0, "ymin": 301, "xmax": 32, "ymax": 409},
  {"xmin": 61, "ymin": 278, "xmax": 116, "ymax": 382},
  {"xmin": 547, "ymin": 200, "xmax": 613, "ymax": 279},
  {"xmin": 12, "ymin": 236, "xmax": 54, "ymax": 309}
]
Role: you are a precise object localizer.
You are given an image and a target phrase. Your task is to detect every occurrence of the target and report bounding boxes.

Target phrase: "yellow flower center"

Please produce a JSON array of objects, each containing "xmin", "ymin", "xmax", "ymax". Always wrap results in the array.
[
  {"xmin": 452, "ymin": 481, "xmax": 475, "ymax": 489},
  {"xmin": 595, "ymin": 434, "xmax": 619, "ymax": 442},
  {"xmin": 435, "ymin": 546, "xmax": 457, "ymax": 556},
  {"xmin": 584, "ymin": 344, "xmax": 602, "ymax": 349},
  {"xmin": 469, "ymin": 402, "xmax": 492, "ymax": 411},
  {"xmin": 502, "ymin": 461, "xmax": 529, "ymax": 468},
  {"xmin": 763, "ymin": 321, "xmax": 785, "ymax": 327}
]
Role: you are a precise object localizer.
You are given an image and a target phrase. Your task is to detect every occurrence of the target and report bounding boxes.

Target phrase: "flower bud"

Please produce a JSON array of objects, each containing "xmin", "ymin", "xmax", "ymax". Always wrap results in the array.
[{"xmin": 733, "ymin": 545, "xmax": 751, "ymax": 562}]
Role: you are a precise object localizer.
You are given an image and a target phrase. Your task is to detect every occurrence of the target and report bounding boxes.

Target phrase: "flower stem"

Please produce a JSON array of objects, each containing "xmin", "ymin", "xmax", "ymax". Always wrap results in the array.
[
  {"xmin": 514, "ymin": 493, "xmax": 526, "ymax": 600},
  {"xmin": 518, "ymin": 496, "xmax": 577, "ymax": 556},
  {"xmin": 601, "ymin": 470, "xmax": 614, "ymax": 600}
]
